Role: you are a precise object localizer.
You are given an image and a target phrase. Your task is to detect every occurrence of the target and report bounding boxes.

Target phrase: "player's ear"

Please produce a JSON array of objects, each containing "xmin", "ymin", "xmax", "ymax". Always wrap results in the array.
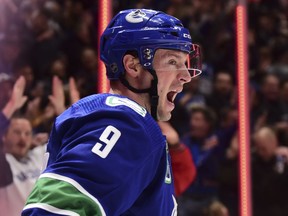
[{"xmin": 123, "ymin": 54, "xmax": 141, "ymax": 78}]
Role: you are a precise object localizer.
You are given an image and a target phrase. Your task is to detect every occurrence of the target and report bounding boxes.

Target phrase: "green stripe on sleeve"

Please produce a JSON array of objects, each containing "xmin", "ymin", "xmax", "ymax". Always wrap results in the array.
[{"xmin": 25, "ymin": 174, "xmax": 105, "ymax": 216}]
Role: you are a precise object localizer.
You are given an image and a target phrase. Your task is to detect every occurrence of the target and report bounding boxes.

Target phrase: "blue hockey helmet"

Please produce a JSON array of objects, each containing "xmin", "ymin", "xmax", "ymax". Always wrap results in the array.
[{"xmin": 100, "ymin": 9, "xmax": 201, "ymax": 80}]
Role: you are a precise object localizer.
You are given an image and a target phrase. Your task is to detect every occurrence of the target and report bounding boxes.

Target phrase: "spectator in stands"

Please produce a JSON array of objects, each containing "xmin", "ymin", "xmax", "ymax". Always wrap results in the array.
[
  {"xmin": 49, "ymin": 55, "xmax": 69, "ymax": 82},
  {"xmin": 62, "ymin": 1, "xmax": 96, "ymax": 76},
  {"xmin": 74, "ymin": 47, "xmax": 98, "ymax": 97},
  {"xmin": 178, "ymin": 105, "xmax": 219, "ymax": 216},
  {"xmin": 171, "ymin": 75, "xmax": 206, "ymax": 136},
  {"xmin": 0, "ymin": 26, "xmax": 23, "ymax": 76},
  {"xmin": 0, "ymin": 75, "xmax": 80, "ymax": 216},
  {"xmin": 270, "ymin": 43, "xmax": 288, "ymax": 81},
  {"xmin": 0, "ymin": 76, "xmax": 46, "ymax": 216},
  {"xmin": 252, "ymin": 126, "xmax": 288, "ymax": 216},
  {"xmin": 252, "ymin": 74, "xmax": 286, "ymax": 130},
  {"xmin": 218, "ymin": 133, "xmax": 239, "ymax": 216},
  {"xmin": 206, "ymin": 70, "xmax": 236, "ymax": 122},
  {"xmin": 254, "ymin": 9, "xmax": 281, "ymax": 47},
  {"xmin": 0, "ymin": 115, "xmax": 47, "ymax": 216},
  {"xmin": 178, "ymin": 104, "xmax": 236, "ymax": 215},
  {"xmin": 28, "ymin": 9, "xmax": 64, "ymax": 81},
  {"xmin": 203, "ymin": 200, "xmax": 229, "ymax": 216}
]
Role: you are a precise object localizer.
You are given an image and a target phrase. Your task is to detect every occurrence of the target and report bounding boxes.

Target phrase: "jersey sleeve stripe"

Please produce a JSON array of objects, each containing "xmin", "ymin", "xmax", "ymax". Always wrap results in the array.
[
  {"xmin": 24, "ymin": 173, "xmax": 106, "ymax": 216},
  {"xmin": 40, "ymin": 172, "xmax": 105, "ymax": 212},
  {"xmin": 23, "ymin": 203, "xmax": 80, "ymax": 216}
]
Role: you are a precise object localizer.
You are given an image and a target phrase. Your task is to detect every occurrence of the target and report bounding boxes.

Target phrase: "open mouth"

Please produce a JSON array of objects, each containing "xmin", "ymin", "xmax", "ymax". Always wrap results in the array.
[
  {"xmin": 17, "ymin": 142, "xmax": 27, "ymax": 149},
  {"xmin": 167, "ymin": 91, "xmax": 177, "ymax": 103}
]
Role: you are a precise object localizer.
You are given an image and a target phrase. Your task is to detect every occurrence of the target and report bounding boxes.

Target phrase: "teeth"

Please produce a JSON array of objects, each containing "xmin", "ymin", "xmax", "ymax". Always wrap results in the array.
[
  {"xmin": 172, "ymin": 93, "xmax": 177, "ymax": 102},
  {"xmin": 173, "ymin": 89, "xmax": 182, "ymax": 93},
  {"xmin": 167, "ymin": 89, "xmax": 181, "ymax": 103},
  {"xmin": 167, "ymin": 91, "xmax": 177, "ymax": 103}
]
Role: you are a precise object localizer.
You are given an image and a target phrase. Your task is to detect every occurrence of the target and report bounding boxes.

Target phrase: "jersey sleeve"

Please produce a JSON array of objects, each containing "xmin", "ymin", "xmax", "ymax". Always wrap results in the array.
[{"xmin": 23, "ymin": 105, "xmax": 166, "ymax": 216}]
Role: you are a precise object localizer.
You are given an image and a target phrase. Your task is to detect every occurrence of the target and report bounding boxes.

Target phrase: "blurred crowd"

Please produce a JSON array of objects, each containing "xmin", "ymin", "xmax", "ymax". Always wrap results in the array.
[
  {"xmin": 0, "ymin": 0, "xmax": 98, "ymax": 113},
  {"xmin": 0, "ymin": 0, "xmax": 288, "ymax": 216}
]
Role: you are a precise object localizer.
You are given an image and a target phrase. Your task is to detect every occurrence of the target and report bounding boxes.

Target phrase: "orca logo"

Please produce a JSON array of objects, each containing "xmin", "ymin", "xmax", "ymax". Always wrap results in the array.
[{"xmin": 125, "ymin": 10, "xmax": 146, "ymax": 23}]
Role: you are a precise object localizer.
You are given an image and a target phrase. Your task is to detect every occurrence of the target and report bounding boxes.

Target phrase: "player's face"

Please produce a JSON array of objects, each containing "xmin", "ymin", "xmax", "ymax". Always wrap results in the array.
[
  {"xmin": 153, "ymin": 49, "xmax": 191, "ymax": 121},
  {"xmin": 3, "ymin": 118, "xmax": 33, "ymax": 160}
]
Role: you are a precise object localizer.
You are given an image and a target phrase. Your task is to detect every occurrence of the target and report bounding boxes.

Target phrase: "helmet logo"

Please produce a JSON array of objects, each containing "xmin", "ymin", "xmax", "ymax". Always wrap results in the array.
[
  {"xmin": 144, "ymin": 62, "xmax": 151, "ymax": 67},
  {"xmin": 110, "ymin": 63, "xmax": 118, "ymax": 73},
  {"xmin": 143, "ymin": 48, "xmax": 152, "ymax": 60},
  {"xmin": 125, "ymin": 10, "xmax": 146, "ymax": 23},
  {"xmin": 183, "ymin": 33, "xmax": 191, "ymax": 39}
]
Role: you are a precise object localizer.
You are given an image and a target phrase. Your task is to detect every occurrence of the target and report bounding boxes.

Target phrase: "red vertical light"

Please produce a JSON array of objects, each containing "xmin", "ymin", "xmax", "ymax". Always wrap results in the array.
[
  {"xmin": 236, "ymin": 3, "xmax": 252, "ymax": 216},
  {"xmin": 98, "ymin": 0, "xmax": 112, "ymax": 93}
]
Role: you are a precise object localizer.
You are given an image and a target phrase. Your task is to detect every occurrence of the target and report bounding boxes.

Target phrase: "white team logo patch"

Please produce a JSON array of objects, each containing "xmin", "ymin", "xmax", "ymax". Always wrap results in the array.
[
  {"xmin": 125, "ymin": 10, "xmax": 146, "ymax": 23},
  {"xmin": 106, "ymin": 96, "xmax": 147, "ymax": 117}
]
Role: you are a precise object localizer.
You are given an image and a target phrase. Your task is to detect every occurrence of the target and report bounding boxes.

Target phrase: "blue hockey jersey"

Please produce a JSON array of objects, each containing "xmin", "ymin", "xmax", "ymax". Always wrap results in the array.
[{"xmin": 22, "ymin": 94, "xmax": 177, "ymax": 216}]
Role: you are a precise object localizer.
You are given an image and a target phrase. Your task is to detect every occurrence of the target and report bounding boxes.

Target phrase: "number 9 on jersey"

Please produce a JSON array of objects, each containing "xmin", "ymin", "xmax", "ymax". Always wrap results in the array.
[{"xmin": 92, "ymin": 125, "xmax": 121, "ymax": 158}]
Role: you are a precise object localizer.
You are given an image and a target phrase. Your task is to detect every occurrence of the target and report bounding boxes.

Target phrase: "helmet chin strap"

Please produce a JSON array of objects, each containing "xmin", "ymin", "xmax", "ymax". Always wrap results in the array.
[
  {"xmin": 120, "ymin": 69, "xmax": 159, "ymax": 120},
  {"xmin": 148, "ymin": 69, "xmax": 159, "ymax": 121}
]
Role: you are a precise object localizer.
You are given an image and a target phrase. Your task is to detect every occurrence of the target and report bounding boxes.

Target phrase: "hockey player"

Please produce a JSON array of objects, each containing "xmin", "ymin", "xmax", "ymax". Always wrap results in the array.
[{"xmin": 22, "ymin": 9, "xmax": 202, "ymax": 215}]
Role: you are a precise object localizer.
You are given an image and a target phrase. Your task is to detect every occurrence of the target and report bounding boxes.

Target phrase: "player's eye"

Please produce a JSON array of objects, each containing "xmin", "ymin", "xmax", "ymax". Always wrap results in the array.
[{"xmin": 168, "ymin": 59, "xmax": 177, "ymax": 65}]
